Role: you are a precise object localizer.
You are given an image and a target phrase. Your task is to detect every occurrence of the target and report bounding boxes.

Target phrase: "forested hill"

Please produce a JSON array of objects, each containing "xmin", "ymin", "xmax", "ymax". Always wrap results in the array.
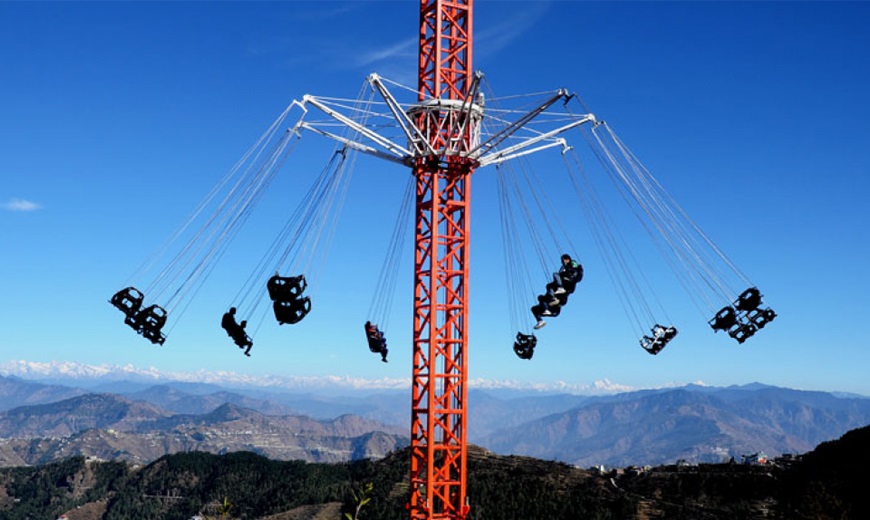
[{"xmin": 3, "ymin": 424, "xmax": 870, "ymax": 520}]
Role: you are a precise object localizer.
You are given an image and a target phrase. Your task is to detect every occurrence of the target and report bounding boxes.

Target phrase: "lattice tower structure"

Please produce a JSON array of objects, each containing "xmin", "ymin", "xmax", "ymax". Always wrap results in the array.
[{"xmin": 409, "ymin": 0, "xmax": 477, "ymax": 518}]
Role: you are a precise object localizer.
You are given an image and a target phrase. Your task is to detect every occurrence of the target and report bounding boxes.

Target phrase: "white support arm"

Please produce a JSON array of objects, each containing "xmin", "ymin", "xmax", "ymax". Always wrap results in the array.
[
  {"xmin": 368, "ymin": 73, "xmax": 435, "ymax": 156},
  {"xmin": 299, "ymin": 122, "xmax": 408, "ymax": 166},
  {"xmin": 478, "ymin": 139, "xmax": 570, "ymax": 167},
  {"xmin": 452, "ymin": 72, "xmax": 485, "ymax": 153},
  {"xmin": 286, "ymin": 99, "xmax": 310, "ymax": 136},
  {"xmin": 469, "ymin": 89, "xmax": 571, "ymax": 159},
  {"xmin": 477, "ymin": 115, "xmax": 596, "ymax": 167},
  {"xmin": 302, "ymin": 94, "xmax": 412, "ymax": 159}
]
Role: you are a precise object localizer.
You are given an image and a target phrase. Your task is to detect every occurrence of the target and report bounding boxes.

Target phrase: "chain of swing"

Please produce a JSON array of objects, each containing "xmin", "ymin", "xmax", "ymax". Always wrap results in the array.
[
  {"xmin": 487, "ymin": 85, "xmax": 775, "ymax": 360},
  {"xmin": 110, "ymin": 77, "xmax": 422, "ymax": 363},
  {"xmin": 110, "ymin": 72, "xmax": 775, "ymax": 360}
]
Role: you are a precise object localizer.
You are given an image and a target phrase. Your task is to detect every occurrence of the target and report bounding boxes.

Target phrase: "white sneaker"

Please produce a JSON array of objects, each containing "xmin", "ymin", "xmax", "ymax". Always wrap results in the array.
[
  {"xmin": 554, "ymin": 287, "xmax": 567, "ymax": 295},
  {"xmin": 534, "ymin": 320, "xmax": 546, "ymax": 330},
  {"xmin": 548, "ymin": 298, "xmax": 560, "ymax": 306}
]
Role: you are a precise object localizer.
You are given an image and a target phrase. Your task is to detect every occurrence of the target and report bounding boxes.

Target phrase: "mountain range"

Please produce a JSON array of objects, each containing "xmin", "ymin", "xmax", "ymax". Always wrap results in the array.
[
  {"xmin": 1, "ymin": 374, "xmax": 868, "ymax": 468},
  {"xmin": 480, "ymin": 384, "xmax": 870, "ymax": 466},
  {"xmin": 0, "ymin": 388, "xmax": 407, "ymax": 467}
]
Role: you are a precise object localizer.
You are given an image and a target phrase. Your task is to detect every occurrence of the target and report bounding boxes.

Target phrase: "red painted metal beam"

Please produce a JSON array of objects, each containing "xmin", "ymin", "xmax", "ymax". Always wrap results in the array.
[{"xmin": 409, "ymin": 1, "xmax": 473, "ymax": 518}]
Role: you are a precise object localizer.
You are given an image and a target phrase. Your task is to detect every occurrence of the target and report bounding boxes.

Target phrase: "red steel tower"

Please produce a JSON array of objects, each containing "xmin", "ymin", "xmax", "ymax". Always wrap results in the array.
[
  {"xmin": 409, "ymin": 1, "xmax": 475, "ymax": 518},
  {"xmin": 296, "ymin": 2, "xmax": 584, "ymax": 517}
]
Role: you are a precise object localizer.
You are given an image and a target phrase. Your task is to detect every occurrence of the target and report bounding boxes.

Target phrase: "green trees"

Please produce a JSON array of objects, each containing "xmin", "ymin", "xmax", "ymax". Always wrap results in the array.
[
  {"xmin": 344, "ymin": 482, "xmax": 373, "ymax": 520},
  {"xmin": 3, "ymin": 429, "xmax": 870, "ymax": 520}
]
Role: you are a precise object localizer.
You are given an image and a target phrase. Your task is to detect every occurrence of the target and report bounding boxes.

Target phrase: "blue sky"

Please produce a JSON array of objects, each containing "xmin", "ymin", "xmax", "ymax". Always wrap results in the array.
[{"xmin": 2, "ymin": 1, "xmax": 869, "ymax": 395}]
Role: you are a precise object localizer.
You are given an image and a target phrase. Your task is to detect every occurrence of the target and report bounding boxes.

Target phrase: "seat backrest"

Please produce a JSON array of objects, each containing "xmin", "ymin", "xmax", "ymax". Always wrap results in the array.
[
  {"xmin": 268, "ymin": 275, "xmax": 307, "ymax": 302},
  {"xmin": 735, "ymin": 287, "xmax": 762, "ymax": 312}
]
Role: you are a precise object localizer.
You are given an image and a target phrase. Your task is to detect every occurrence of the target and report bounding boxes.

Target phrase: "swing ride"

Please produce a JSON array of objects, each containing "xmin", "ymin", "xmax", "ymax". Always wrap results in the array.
[{"xmin": 108, "ymin": 1, "xmax": 776, "ymax": 518}]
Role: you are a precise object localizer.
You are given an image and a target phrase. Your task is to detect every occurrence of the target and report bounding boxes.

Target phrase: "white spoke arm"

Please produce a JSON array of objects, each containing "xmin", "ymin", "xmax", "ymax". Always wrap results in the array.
[
  {"xmin": 477, "ymin": 115, "xmax": 596, "ymax": 167},
  {"xmin": 368, "ymin": 73, "xmax": 435, "ymax": 156},
  {"xmin": 299, "ymin": 123, "xmax": 408, "ymax": 165},
  {"xmin": 302, "ymin": 94, "xmax": 412, "ymax": 158},
  {"xmin": 469, "ymin": 89, "xmax": 571, "ymax": 158},
  {"xmin": 479, "ymin": 138, "xmax": 570, "ymax": 167}
]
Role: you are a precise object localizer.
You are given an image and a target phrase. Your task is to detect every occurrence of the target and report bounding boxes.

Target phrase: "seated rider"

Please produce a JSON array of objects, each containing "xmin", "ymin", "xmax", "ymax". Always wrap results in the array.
[
  {"xmin": 546, "ymin": 254, "xmax": 583, "ymax": 304},
  {"xmin": 533, "ymin": 287, "xmax": 570, "ymax": 330},
  {"xmin": 235, "ymin": 320, "xmax": 253, "ymax": 356},
  {"xmin": 364, "ymin": 321, "xmax": 388, "ymax": 363},
  {"xmin": 640, "ymin": 334, "xmax": 661, "ymax": 354},
  {"xmin": 652, "ymin": 324, "xmax": 677, "ymax": 342},
  {"xmin": 222, "ymin": 307, "xmax": 239, "ymax": 333},
  {"xmin": 642, "ymin": 324, "xmax": 677, "ymax": 355},
  {"xmin": 222, "ymin": 307, "xmax": 253, "ymax": 356},
  {"xmin": 535, "ymin": 254, "xmax": 583, "ymax": 329}
]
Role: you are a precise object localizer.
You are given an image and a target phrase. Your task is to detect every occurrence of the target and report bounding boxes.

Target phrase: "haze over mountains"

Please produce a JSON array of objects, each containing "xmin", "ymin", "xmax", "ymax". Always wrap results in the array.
[
  {"xmin": 1, "ymin": 370, "xmax": 869, "ymax": 469},
  {"xmin": 0, "ymin": 359, "xmax": 634, "ymax": 393}
]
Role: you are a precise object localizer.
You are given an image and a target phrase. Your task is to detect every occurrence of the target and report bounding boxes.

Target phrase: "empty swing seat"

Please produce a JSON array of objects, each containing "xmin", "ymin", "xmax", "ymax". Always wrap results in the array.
[
  {"xmin": 748, "ymin": 307, "xmax": 777, "ymax": 329},
  {"xmin": 267, "ymin": 274, "xmax": 307, "ymax": 301},
  {"xmin": 273, "ymin": 296, "xmax": 311, "ymax": 325},
  {"xmin": 142, "ymin": 327, "xmax": 167, "ymax": 346},
  {"xmin": 124, "ymin": 304, "xmax": 168, "ymax": 345},
  {"xmin": 110, "ymin": 287, "xmax": 144, "ymax": 318},
  {"xmin": 735, "ymin": 287, "xmax": 763, "ymax": 312},
  {"xmin": 728, "ymin": 321, "xmax": 757, "ymax": 344},
  {"xmin": 513, "ymin": 332, "xmax": 537, "ymax": 360},
  {"xmin": 709, "ymin": 306, "xmax": 737, "ymax": 332}
]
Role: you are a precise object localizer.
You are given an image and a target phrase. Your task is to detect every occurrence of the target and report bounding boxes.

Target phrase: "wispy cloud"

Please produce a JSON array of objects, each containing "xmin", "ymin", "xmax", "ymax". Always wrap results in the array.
[
  {"xmin": 2, "ymin": 198, "xmax": 41, "ymax": 212},
  {"xmin": 353, "ymin": 37, "xmax": 418, "ymax": 68},
  {"xmin": 475, "ymin": 1, "xmax": 553, "ymax": 61},
  {"xmin": 349, "ymin": 3, "xmax": 553, "ymax": 73}
]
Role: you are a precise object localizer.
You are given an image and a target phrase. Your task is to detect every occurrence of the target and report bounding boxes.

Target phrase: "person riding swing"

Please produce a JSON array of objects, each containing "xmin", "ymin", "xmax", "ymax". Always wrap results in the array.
[
  {"xmin": 534, "ymin": 254, "xmax": 584, "ymax": 329},
  {"xmin": 364, "ymin": 321, "xmax": 388, "ymax": 362},
  {"xmin": 221, "ymin": 307, "xmax": 253, "ymax": 356}
]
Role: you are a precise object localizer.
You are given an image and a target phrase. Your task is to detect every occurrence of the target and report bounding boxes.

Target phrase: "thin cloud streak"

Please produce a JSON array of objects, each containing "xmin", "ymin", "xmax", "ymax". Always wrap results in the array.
[
  {"xmin": 475, "ymin": 2, "xmax": 552, "ymax": 61},
  {"xmin": 2, "ymin": 198, "xmax": 41, "ymax": 212},
  {"xmin": 353, "ymin": 36, "xmax": 418, "ymax": 68},
  {"xmin": 351, "ymin": 4, "xmax": 553, "ymax": 70}
]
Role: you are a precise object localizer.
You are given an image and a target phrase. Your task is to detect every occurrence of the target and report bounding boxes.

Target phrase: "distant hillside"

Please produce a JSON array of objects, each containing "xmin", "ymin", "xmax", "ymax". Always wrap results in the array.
[
  {"xmin": 3, "ymin": 424, "xmax": 870, "ymax": 519},
  {"xmin": 2, "ymin": 375, "xmax": 870, "ymax": 470},
  {"xmin": 125, "ymin": 385, "xmax": 297, "ymax": 415},
  {"xmin": 0, "ymin": 375, "xmax": 85, "ymax": 411},
  {"xmin": 480, "ymin": 386, "xmax": 870, "ymax": 466},
  {"xmin": 0, "ymin": 393, "xmax": 170, "ymax": 438},
  {"xmin": 778, "ymin": 423, "xmax": 870, "ymax": 519},
  {"xmin": 0, "ymin": 394, "xmax": 407, "ymax": 467}
]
